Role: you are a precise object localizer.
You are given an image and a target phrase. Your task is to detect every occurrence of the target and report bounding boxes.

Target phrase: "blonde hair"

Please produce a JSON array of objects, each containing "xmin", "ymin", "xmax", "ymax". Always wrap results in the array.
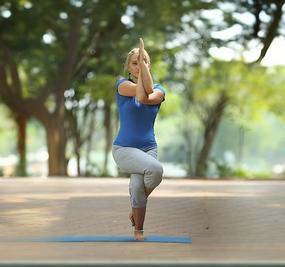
[{"xmin": 123, "ymin": 48, "xmax": 150, "ymax": 72}]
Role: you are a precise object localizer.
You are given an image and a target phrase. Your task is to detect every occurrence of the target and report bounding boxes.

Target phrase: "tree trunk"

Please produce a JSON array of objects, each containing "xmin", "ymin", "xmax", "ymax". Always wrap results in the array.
[
  {"xmin": 195, "ymin": 92, "xmax": 228, "ymax": 177},
  {"xmin": 75, "ymin": 133, "xmax": 81, "ymax": 176},
  {"xmin": 103, "ymin": 103, "xmax": 112, "ymax": 175},
  {"xmin": 84, "ymin": 106, "xmax": 97, "ymax": 177},
  {"xmin": 45, "ymin": 118, "xmax": 67, "ymax": 176},
  {"xmin": 15, "ymin": 114, "xmax": 28, "ymax": 176}
]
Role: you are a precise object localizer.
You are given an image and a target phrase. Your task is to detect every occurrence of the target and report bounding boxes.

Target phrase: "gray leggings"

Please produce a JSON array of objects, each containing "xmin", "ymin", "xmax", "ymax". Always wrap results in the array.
[{"xmin": 112, "ymin": 145, "xmax": 163, "ymax": 208}]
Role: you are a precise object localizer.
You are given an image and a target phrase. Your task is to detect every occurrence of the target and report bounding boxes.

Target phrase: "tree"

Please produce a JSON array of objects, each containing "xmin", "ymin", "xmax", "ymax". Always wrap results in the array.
[
  {"xmin": 166, "ymin": 0, "xmax": 285, "ymax": 177},
  {"xmin": 0, "ymin": 1, "xmax": 126, "ymax": 175},
  {"xmin": 176, "ymin": 59, "xmax": 284, "ymax": 177}
]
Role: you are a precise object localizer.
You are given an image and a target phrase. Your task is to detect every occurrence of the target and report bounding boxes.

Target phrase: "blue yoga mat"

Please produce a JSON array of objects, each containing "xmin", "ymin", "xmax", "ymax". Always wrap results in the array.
[{"xmin": 26, "ymin": 235, "xmax": 192, "ymax": 244}]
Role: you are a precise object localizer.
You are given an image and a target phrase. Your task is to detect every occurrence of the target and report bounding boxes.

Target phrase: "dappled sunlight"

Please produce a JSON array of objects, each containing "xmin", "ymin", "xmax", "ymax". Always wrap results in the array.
[
  {"xmin": 0, "ymin": 190, "xmax": 259, "ymax": 200},
  {"xmin": 266, "ymin": 203, "xmax": 285, "ymax": 208},
  {"xmin": 153, "ymin": 190, "xmax": 258, "ymax": 198},
  {"xmin": 0, "ymin": 196, "xmax": 29, "ymax": 204},
  {"xmin": 0, "ymin": 207, "xmax": 61, "ymax": 232},
  {"xmin": 0, "ymin": 192, "xmax": 130, "ymax": 202},
  {"xmin": 0, "ymin": 190, "xmax": 130, "ymax": 235},
  {"xmin": 0, "ymin": 179, "xmax": 283, "ymax": 241}
]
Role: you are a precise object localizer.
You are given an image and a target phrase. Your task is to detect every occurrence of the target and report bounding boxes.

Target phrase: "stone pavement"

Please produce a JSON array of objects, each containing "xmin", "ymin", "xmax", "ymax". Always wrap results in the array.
[{"xmin": 0, "ymin": 177, "xmax": 285, "ymax": 264}]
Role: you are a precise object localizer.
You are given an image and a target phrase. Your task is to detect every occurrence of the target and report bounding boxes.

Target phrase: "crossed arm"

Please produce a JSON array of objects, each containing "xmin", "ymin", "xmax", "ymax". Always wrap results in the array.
[{"xmin": 118, "ymin": 38, "xmax": 164, "ymax": 105}]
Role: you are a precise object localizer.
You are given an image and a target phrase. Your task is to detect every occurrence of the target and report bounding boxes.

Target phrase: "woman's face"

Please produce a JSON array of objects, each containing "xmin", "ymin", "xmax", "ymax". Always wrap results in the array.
[
  {"xmin": 128, "ymin": 53, "xmax": 140, "ymax": 78},
  {"xmin": 128, "ymin": 52, "xmax": 150, "ymax": 78}
]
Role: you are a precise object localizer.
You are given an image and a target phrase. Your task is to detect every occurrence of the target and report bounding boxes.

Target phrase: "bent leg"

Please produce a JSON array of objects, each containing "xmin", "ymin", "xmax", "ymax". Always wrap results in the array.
[
  {"xmin": 112, "ymin": 145, "xmax": 161, "ymax": 175},
  {"xmin": 144, "ymin": 147, "xmax": 163, "ymax": 195},
  {"xmin": 112, "ymin": 145, "xmax": 163, "ymax": 191}
]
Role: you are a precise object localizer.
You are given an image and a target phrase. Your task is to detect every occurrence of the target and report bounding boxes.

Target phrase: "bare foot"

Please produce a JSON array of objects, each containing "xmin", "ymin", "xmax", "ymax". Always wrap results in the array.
[
  {"xmin": 129, "ymin": 211, "xmax": 135, "ymax": 226},
  {"xmin": 134, "ymin": 230, "xmax": 144, "ymax": 241}
]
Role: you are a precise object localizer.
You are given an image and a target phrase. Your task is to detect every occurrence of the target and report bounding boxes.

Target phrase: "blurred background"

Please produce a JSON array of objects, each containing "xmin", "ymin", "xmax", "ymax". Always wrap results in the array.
[{"xmin": 0, "ymin": 0, "xmax": 285, "ymax": 179}]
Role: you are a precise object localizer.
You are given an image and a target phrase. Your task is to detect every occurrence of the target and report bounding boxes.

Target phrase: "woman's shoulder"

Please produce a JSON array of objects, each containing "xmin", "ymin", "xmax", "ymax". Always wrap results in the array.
[{"xmin": 115, "ymin": 76, "xmax": 129, "ymax": 89}]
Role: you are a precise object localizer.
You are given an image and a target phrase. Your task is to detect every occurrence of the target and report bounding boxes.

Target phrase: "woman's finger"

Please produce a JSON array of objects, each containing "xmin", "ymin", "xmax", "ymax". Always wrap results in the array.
[{"xmin": 139, "ymin": 38, "xmax": 144, "ymax": 50}]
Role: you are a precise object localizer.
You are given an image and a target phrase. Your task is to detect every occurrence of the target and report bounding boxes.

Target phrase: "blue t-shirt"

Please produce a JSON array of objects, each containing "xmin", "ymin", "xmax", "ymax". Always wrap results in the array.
[{"xmin": 113, "ymin": 78, "xmax": 166, "ymax": 149}]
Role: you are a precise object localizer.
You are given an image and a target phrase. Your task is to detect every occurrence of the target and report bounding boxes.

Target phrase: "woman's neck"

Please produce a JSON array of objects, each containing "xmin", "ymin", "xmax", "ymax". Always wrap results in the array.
[{"xmin": 129, "ymin": 74, "xmax": 138, "ymax": 84}]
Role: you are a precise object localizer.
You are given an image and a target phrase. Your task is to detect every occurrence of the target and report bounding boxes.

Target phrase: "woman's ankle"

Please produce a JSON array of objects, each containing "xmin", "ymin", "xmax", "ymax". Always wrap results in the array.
[{"xmin": 134, "ymin": 229, "xmax": 144, "ymax": 241}]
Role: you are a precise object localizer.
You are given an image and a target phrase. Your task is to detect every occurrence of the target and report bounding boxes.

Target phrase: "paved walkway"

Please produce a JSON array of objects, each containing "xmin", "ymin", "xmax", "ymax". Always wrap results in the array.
[{"xmin": 0, "ymin": 178, "xmax": 284, "ymax": 264}]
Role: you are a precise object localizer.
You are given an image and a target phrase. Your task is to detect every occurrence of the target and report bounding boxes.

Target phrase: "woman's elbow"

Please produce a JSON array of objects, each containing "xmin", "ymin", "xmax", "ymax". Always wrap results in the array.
[{"xmin": 145, "ymin": 87, "xmax": 153, "ymax": 95}]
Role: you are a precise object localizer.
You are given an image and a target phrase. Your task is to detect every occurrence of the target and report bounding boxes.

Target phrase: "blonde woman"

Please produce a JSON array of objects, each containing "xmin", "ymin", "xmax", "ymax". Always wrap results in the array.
[{"xmin": 112, "ymin": 38, "xmax": 166, "ymax": 241}]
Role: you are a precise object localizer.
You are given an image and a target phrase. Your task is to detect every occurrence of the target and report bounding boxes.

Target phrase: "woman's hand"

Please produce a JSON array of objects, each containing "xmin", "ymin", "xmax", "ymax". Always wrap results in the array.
[
  {"xmin": 139, "ymin": 38, "xmax": 144, "ymax": 63},
  {"xmin": 137, "ymin": 37, "xmax": 153, "ymax": 96},
  {"xmin": 139, "ymin": 38, "xmax": 148, "ymax": 65}
]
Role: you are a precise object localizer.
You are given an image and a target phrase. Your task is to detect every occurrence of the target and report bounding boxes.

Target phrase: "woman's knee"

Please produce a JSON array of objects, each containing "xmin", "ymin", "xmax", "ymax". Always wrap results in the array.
[
  {"xmin": 145, "ymin": 162, "xmax": 163, "ymax": 188},
  {"xmin": 152, "ymin": 163, "xmax": 163, "ymax": 185}
]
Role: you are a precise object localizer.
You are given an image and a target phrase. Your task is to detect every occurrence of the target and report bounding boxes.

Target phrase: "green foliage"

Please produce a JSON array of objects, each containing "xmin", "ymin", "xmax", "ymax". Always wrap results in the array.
[
  {"xmin": 26, "ymin": 119, "xmax": 46, "ymax": 152},
  {"xmin": 0, "ymin": 105, "xmax": 16, "ymax": 156},
  {"xmin": 263, "ymin": 67, "xmax": 285, "ymax": 119},
  {"xmin": 80, "ymin": 74, "xmax": 115, "ymax": 104},
  {"xmin": 181, "ymin": 60, "xmax": 284, "ymax": 126},
  {"xmin": 169, "ymin": 59, "xmax": 285, "ymax": 177},
  {"xmin": 211, "ymin": 158, "xmax": 271, "ymax": 180},
  {"xmin": 159, "ymin": 87, "xmax": 182, "ymax": 118}
]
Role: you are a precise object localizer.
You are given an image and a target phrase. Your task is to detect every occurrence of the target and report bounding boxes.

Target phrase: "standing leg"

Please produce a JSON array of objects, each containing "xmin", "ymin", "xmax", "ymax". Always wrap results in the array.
[
  {"xmin": 132, "ymin": 207, "xmax": 146, "ymax": 241},
  {"xmin": 129, "ymin": 173, "xmax": 147, "ymax": 241},
  {"xmin": 128, "ymin": 148, "xmax": 163, "ymax": 240}
]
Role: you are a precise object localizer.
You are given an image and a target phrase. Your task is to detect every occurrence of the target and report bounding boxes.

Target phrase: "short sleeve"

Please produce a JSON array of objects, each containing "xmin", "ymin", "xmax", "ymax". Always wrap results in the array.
[
  {"xmin": 115, "ymin": 78, "xmax": 128, "ymax": 91},
  {"xmin": 154, "ymin": 83, "xmax": 166, "ymax": 101}
]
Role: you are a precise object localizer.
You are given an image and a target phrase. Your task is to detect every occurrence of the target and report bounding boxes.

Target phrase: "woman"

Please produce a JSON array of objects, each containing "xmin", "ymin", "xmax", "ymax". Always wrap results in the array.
[{"xmin": 112, "ymin": 38, "xmax": 166, "ymax": 241}]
